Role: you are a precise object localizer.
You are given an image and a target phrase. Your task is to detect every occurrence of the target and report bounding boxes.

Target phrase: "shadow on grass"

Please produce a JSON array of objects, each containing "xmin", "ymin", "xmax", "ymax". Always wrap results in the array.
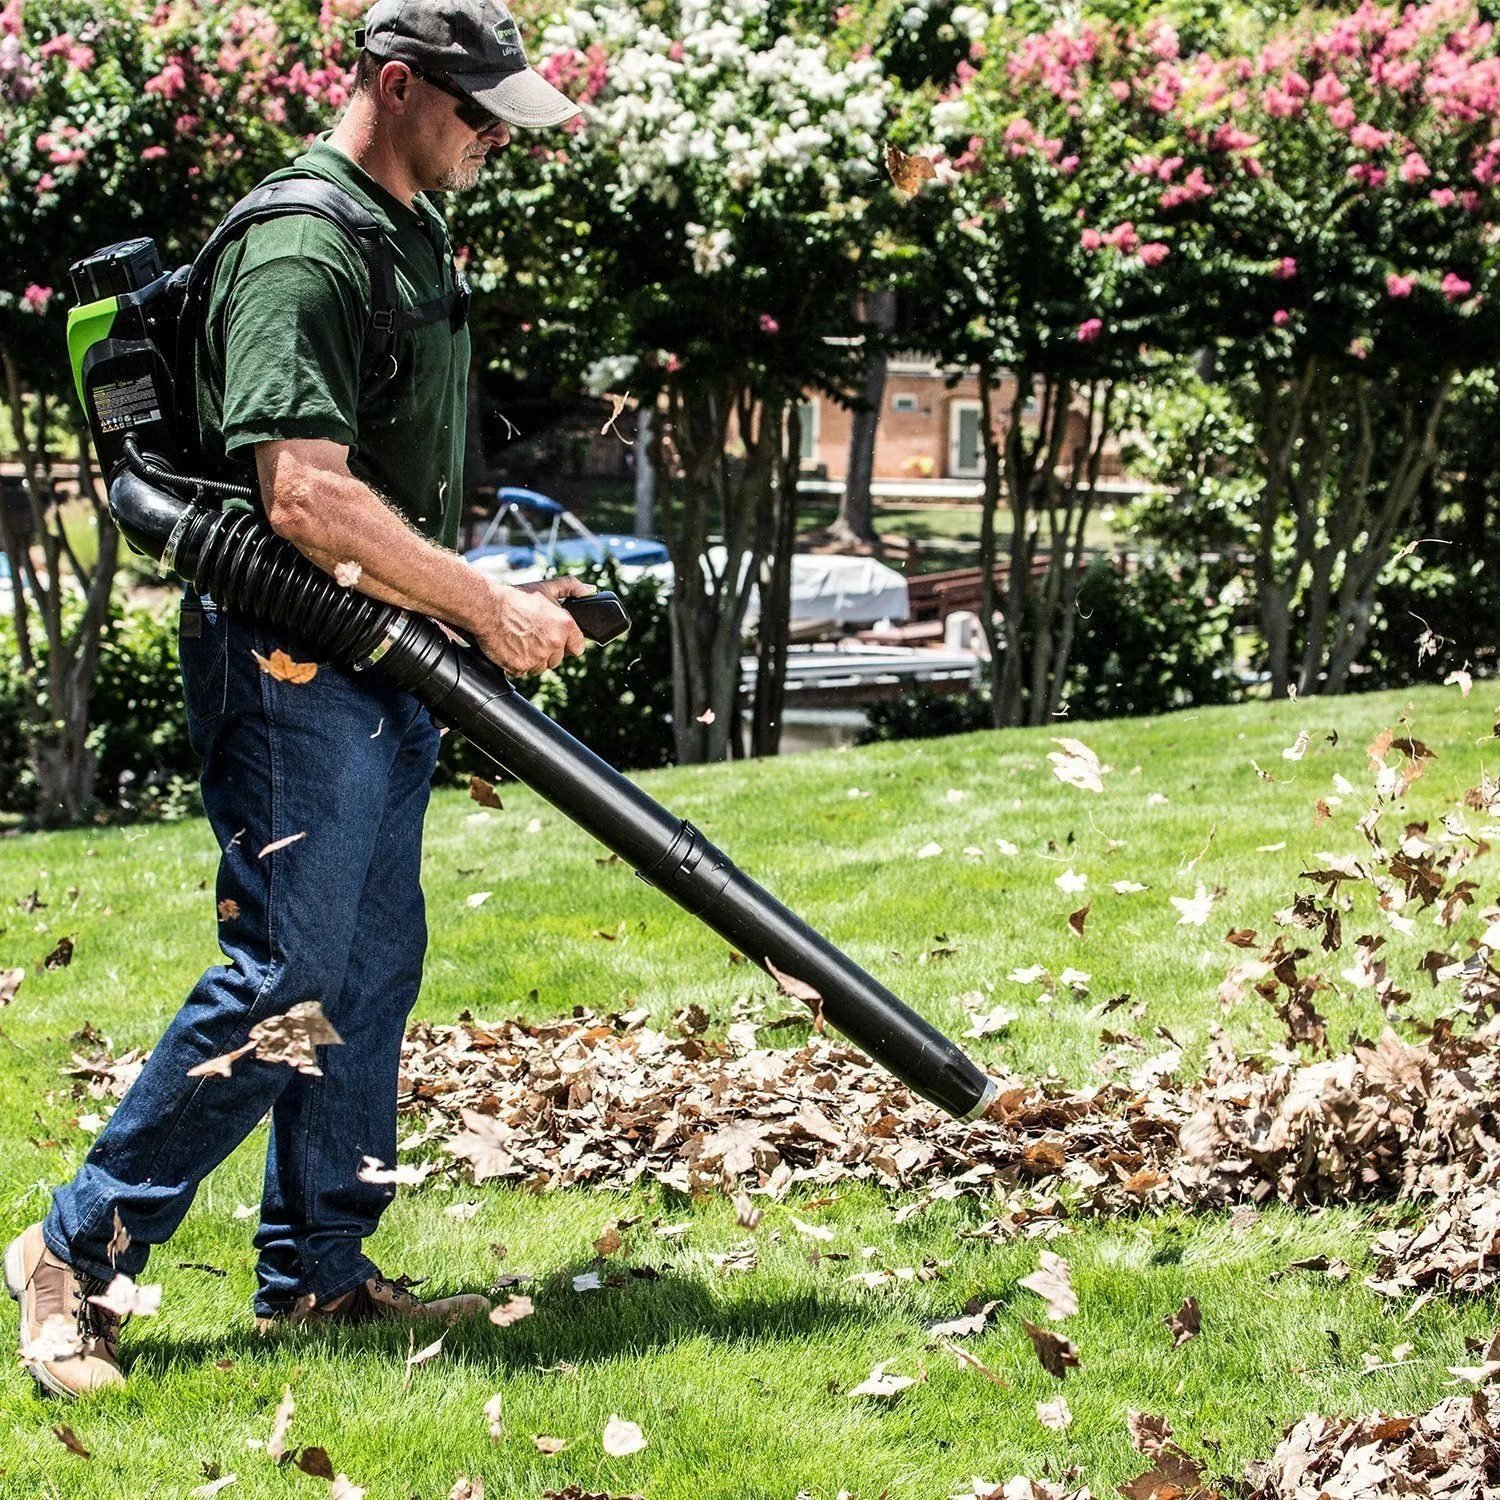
[{"xmin": 117, "ymin": 1264, "xmax": 974, "ymax": 1384}]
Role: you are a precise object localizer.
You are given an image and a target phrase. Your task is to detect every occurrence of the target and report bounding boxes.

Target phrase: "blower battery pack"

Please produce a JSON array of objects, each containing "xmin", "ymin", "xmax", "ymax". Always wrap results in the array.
[{"xmin": 66, "ymin": 238, "xmax": 188, "ymax": 480}]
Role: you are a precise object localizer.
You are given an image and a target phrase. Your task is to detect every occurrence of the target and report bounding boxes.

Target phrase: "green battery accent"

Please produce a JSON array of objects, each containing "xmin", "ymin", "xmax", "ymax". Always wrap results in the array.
[{"xmin": 67, "ymin": 297, "xmax": 119, "ymax": 412}]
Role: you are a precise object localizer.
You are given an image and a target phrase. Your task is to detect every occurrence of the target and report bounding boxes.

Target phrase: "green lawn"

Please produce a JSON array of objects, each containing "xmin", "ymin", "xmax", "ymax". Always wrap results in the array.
[{"xmin": 0, "ymin": 684, "xmax": 1493, "ymax": 1497}]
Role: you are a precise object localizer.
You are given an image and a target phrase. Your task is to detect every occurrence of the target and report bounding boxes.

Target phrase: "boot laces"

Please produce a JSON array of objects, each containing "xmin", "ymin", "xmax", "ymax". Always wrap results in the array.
[
  {"xmin": 370, "ymin": 1273, "xmax": 421, "ymax": 1310},
  {"xmin": 71, "ymin": 1274, "xmax": 122, "ymax": 1355}
]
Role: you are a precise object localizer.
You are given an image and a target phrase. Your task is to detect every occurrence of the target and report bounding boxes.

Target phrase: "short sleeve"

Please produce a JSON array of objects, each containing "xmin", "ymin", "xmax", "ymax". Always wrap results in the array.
[{"xmin": 217, "ymin": 218, "xmax": 370, "ymax": 457}]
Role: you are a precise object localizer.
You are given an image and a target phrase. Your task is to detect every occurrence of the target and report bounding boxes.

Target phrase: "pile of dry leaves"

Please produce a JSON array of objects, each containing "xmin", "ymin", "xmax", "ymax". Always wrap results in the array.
[{"xmin": 963, "ymin": 1387, "xmax": 1500, "ymax": 1499}]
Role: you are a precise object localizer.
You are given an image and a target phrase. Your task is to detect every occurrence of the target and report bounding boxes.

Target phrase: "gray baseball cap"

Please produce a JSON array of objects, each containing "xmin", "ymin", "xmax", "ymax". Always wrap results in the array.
[{"xmin": 355, "ymin": 0, "xmax": 579, "ymax": 129}]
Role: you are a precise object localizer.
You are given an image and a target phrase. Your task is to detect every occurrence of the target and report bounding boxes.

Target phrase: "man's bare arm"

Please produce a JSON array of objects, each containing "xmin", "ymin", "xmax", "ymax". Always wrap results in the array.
[{"xmin": 253, "ymin": 437, "xmax": 587, "ymax": 676}]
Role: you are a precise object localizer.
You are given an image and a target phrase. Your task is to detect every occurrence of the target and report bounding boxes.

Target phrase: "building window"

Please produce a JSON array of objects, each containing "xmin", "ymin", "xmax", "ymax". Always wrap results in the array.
[
  {"xmin": 797, "ymin": 397, "xmax": 819, "ymax": 463},
  {"xmin": 948, "ymin": 400, "xmax": 983, "ymax": 477},
  {"xmin": 891, "ymin": 393, "xmax": 919, "ymax": 414}
]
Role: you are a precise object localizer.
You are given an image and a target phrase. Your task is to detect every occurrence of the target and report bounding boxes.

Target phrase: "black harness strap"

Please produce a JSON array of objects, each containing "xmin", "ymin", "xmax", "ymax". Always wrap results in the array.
[{"xmin": 180, "ymin": 176, "xmax": 469, "ymax": 391}]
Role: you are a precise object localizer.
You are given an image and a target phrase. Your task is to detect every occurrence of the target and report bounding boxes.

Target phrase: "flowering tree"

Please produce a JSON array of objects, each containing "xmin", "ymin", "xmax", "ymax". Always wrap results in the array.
[
  {"xmin": 903, "ymin": 14, "xmax": 1213, "ymax": 727},
  {"xmin": 1171, "ymin": 0, "xmax": 1500, "ymax": 695},
  {"xmin": 455, "ymin": 0, "xmax": 894, "ymax": 761},
  {"xmin": 0, "ymin": 0, "xmax": 350, "ymax": 820},
  {"xmin": 911, "ymin": 0, "xmax": 1500, "ymax": 711}
]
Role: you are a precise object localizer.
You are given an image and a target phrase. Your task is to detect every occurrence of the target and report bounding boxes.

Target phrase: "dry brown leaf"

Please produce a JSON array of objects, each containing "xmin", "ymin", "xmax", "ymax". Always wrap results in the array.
[
  {"xmin": 600, "ymin": 392, "xmax": 636, "ymax": 444},
  {"xmin": 44, "ymin": 935, "xmax": 74, "ymax": 970},
  {"xmin": 765, "ymin": 958, "xmax": 825, "ymax": 1032},
  {"xmin": 533, "ymin": 1435, "xmax": 568, "ymax": 1454},
  {"xmin": 267, "ymin": 1386, "xmax": 295, "ymax": 1462},
  {"xmin": 1021, "ymin": 1319, "xmax": 1080, "ymax": 1378},
  {"xmin": 1126, "ymin": 1410, "xmax": 1174, "ymax": 1457},
  {"xmin": 217, "ymin": 898, "xmax": 240, "ymax": 922},
  {"xmin": 295, "ymin": 1448, "xmax": 336, "ymax": 1480},
  {"xmin": 483, "ymin": 1393, "xmax": 505, "ymax": 1443},
  {"xmin": 249, "ymin": 1001, "xmax": 343, "ymax": 1075},
  {"xmin": 1164, "ymin": 1297, "xmax": 1200, "ymax": 1345},
  {"xmin": 53, "ymin": 1423, "xmax": 90, "ymax": 1458},
  {"xmin": 87, "ymin": 1273, "xmax": 161, "ymax": 1319},
  {"xmin": 1019, "ymin": 1251, "xmax": 1077, "ymax": 1320},
  {"xmin": 489, "ymin": 1295, "xmax": 534, "ymax": 1327},
  {"xmin": 405, "ymin": 1332, "xmax": 446, "ymax": 1380},
  {"xmin": 0, "ymin": 966, "xmax": 23, "ymax": 1007},
  {"xmin": 252, "ymin": 648, "xmax": 317, "ymax": 684},
  {"xmin": 257, "ymin": 831, "xmax": 308, "ymax": 859},
  {"xmin": 1037, "ymin": 1395, "xmax": 1073, "ymax": 1431},
  {"xmin": 469, "ymin": 776, "xmax": 503, "ymax": 810},
  {"xmin": 601, "ymin": 1416, "xmax": 647, "ymax": 1457},
  {"xmin": 884, "ymin": 142, "xmax": 937, "ymax": 195},
  {"xmin": 1048, "ymin": 738, "xmax": 1106, "ymax": 793},
  {"xmin": 186, "ymin": 1041, "xmax": 257, "ymax": 1079},
  {"xmin": 939, "ymin": 1338, "xmax": 1009, "ymax": 1387},
  {"xmin": 1118, "ymin": 1450, "xmax": 1206, "ymax": 1500},
  {"xmin": 850, "ymin": 1361, "xmax": 917, "ymax": 1399}
]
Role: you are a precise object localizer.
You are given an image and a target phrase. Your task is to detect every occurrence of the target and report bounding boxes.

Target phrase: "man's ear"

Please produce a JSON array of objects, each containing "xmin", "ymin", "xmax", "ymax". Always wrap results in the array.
[{"xmin": 377, "ymin": 60, "xmax": 417, "ymax": 113}]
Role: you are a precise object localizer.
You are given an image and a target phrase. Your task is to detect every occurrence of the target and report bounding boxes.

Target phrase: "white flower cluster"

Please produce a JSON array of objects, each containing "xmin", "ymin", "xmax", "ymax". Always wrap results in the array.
[
  {"xmin": 582, "ymin": 352, "xmax": 638, "ymax": 394},
  {"xmin": 901, "ymin": 0, "xmax": 1003, "ymax": 37},
  {"xmin": 539, "ymin": 0, "xmax": 890, "ymax": 262}
]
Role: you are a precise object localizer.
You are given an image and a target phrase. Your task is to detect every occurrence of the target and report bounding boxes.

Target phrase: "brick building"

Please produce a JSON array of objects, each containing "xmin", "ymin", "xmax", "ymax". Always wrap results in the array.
[{"xmin": 795, "ymin": 353, "xmax": 1100, "ymax": 483}]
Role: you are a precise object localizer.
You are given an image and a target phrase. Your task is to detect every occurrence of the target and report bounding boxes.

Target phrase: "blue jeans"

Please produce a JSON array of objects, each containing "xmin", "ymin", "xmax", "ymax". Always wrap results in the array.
[{"xmin": 44, "ymin": 590, "xmax": 441, "ymax": 1315}]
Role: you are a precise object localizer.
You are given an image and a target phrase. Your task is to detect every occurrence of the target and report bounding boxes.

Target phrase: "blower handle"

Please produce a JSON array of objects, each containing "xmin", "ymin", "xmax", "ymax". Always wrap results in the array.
[{"xmin": 560, "ymin": 590, "xmax": 631, "ymax": 645}]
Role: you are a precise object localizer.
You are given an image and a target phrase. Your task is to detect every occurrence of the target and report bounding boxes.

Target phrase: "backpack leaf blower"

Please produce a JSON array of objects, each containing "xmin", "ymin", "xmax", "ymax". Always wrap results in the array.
[{"xmin": 66, "ymin": 234, "xmax": 999, "ymax": 1125}]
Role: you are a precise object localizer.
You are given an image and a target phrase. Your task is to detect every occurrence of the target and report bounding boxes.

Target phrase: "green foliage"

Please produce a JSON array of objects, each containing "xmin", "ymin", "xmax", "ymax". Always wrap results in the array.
[
  {"xmin": 87, "ymin": 597, "xmax": 199, "ymax": 817},
  {"xmin": 1064, "ymin": 557, "xmax": 1241, "ymax": 718},
  {"xmin": 1346, "ymin": 551, "xmax": 1500, "ymax": 691},
  {"xmin": 1119, "ymin": 364, "xmax": 1261, "ymax": 555},
  {"xmin": 861, "ymin": 557, "xmax": 1240, "ymax": 742},
  {"xmin": 857, "ymin": 684, "xmax": 994, "ymax": 744},
  {"xmin": 0, "ymin": 613, "xmax": 35, "ymax": 816},
  {"xmin": 0, "ymin": 593, "xmax": 197, "ymax": 819}
]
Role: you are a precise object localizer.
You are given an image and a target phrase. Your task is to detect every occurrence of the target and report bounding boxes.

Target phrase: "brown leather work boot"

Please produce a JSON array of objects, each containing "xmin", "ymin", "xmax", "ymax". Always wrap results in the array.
[
  {"xmin": 5, "ymin": 1224, "xmax": 126, "ymax": 1398},
  {"xmin": 254, "ymin": 1272, "xmax": 491, "ymax": 1334}
]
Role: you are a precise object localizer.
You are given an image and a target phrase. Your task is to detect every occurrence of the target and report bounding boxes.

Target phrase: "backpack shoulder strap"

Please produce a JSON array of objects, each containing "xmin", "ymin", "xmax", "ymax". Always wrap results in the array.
[{"xmin": 181, "ymin": 176, "xmax": 403, "ymax": 379}]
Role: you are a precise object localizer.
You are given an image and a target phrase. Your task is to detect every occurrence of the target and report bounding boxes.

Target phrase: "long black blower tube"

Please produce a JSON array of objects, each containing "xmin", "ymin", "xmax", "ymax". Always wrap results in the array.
[{"xmin": 110, "ymin": 468, "xmax": 999, "ymax": 1123}]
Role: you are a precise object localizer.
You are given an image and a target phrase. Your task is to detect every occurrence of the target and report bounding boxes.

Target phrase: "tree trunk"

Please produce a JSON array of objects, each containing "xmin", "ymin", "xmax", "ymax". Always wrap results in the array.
[
  {"xmin": 751, "ymin": 399, "xmax": 798, "ymax": 758},
  {"xmin": 0, "ymin": 344, "xmax": 120, "ymax": 824},
  {"xmin": 1321, "ymin": 373, "xmax": 1451, "ymax": 692},
  {"xmin": 1252, "ymin": 360, "xmax": 1323, "ymax": 698},
  {"xmin": 661, "ymin": 379, "xmax": 774, "ymax": 764},
  {"xmin": 634, "ymin": 403, "xmax": 657, "ymax": 536},
  {"xmin": 830, "ymin": 288, "xmax": 895, "ymax": 548},
  {"xmin": 975, "ymin": 361, "xmax": 1006, "ymax": 724}
]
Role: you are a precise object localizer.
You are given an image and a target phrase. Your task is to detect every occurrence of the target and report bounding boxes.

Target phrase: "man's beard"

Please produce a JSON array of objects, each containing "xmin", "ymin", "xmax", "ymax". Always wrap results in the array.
[{"xmin": 437, "ymin": 153, "xmax": 486, "ymax": 192}]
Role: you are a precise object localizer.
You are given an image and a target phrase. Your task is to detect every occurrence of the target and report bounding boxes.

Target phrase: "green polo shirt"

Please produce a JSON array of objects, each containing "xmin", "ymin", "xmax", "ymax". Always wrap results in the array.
[{"xmin": 195, "ymin": 136, "xmax": 469, "ymax": 548}]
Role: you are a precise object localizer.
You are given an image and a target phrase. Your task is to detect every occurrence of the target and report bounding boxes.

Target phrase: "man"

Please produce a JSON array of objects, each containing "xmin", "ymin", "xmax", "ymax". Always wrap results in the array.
[{"xmin": 5, "ymin": 0, "xmax": 586, "ymax": 1398}]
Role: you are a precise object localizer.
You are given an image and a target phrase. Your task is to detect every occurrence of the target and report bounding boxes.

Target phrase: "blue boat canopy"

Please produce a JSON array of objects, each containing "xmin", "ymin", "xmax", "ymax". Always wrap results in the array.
[{"xmin": 497, "ymin": 487, "xmax": 564, "ymax": 516}]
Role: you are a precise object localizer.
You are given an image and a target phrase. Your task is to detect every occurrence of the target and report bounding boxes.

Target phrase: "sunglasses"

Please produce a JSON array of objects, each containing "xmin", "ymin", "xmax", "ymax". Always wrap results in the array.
[{"xmin": 409, "ymin": 66, "xmax": 505, "ymax": 132}]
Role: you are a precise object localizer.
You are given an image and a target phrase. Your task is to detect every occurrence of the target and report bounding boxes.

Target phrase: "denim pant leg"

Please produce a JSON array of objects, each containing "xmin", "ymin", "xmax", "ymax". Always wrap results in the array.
[
  {"xmin": 44, "ymin": 596, "xmax": 419, "ymax": 1283},
  {"xmin": 253, "ymin": 700, "xmax": 439, "ymax": 1313}
]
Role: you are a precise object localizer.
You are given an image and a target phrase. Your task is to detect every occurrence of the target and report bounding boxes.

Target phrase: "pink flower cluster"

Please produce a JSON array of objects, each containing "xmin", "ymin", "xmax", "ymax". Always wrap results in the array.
[
  {"xmin": 21, "ymin": 284, "xmax": 52, "ymax": 314},
  {"xmin": 1006, "ymin": 26, "xmax": 1099, "ymax": 103},
  {"xmin": 144, "ymin": 57, "xmax": 188, "ymax": 99},
  {"xmin": 538, "ymin": 44, "xmax": 610, "ymax": 109},
  {"xmin": 1159, "ymin": 166, "xmax": 1213, "ymax": 210},
  {"xmin": 39, "ymin": 32, "xmax": 95, "ymax": 71}
]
